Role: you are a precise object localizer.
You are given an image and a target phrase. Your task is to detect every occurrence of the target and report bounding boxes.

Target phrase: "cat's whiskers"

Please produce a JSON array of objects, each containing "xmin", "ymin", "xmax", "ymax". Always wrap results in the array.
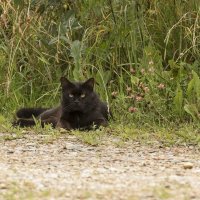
[
  {"xmin": 62, "ymin": 102, "xmax": 77, "ymax": 112},
  {"xmin": 62, "ymin": 104, "xmax": 72, "ymax": 111}
]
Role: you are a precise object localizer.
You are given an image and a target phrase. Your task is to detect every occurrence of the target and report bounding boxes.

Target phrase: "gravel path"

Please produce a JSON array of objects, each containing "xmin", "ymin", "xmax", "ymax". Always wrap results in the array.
[{"xmin": 0, "ymin": 133, "xmax": 200, "ymax": 200}]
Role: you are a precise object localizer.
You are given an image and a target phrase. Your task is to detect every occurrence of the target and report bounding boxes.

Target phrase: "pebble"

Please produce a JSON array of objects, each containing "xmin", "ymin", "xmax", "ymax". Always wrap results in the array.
[
  {"xmin": 7, "ymin": 150, "xmax": 14, "ymax": 154},
  {"xmin": 183, "ymin": 162, "xmax": 193, "ymax": 169},
  {"xmin": 0, "ymin": 183, "xmax": 8, "ymax": 189}
]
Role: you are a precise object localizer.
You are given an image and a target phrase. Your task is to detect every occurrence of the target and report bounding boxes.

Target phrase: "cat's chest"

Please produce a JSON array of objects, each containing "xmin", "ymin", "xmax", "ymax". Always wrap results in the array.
[{"xmin": 68, "ymin": 112, "xmax": 89, "ymax": 128}]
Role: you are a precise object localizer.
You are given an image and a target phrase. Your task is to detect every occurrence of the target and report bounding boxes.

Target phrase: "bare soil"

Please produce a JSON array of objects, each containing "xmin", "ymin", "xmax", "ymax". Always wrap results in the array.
[{"xmin": 0, "ymin": 133, "xmax": 200, "ymax": 200}]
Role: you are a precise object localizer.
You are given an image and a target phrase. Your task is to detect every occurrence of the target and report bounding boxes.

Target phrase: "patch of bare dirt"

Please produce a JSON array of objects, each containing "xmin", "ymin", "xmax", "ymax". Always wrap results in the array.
[{"xmin": 0, "ymin": 134, "xmax": 200, "ymax": 199}]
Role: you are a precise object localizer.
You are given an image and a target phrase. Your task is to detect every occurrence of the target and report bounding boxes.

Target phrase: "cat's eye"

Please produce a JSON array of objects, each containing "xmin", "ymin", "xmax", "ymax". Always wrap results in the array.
[
  {"xmin": 69, "ymin": 94, "xmax": 74, "ymax": 98},
  {"xmin": 80, "ymin": 94, "xmax": 85, "ymax": 98}
]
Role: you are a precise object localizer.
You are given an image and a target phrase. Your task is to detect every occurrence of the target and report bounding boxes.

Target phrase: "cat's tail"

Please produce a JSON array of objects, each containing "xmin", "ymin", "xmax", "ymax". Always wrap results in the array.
[
  {"xmin": 13, "ymin": 108, "xmax": 47, "ymax": 128},
  {"xmin": 16, "ymin": 108, "xmax": 48, "ymax": 119},
  {"xmin": 13, "ymin": 117, "xmax": 57, "ymax": 128},
  {"xmin": 12, "ymin": 118, "xmax": 36, "ymax": 127}
]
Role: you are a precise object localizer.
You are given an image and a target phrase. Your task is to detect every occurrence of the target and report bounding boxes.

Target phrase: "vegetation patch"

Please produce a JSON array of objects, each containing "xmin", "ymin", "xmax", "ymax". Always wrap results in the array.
[
  {"xmin": 0, "ymin": 0, "xmax": 199, "ymax": 143},
  {"xmin": 0, "ymin": 181, "xmax": 66, "ymax": 200}
]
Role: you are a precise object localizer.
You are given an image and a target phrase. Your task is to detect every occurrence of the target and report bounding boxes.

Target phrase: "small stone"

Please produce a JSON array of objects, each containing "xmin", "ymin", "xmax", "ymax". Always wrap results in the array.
[
  {"xmin": 7, "ymin": 150, "xmax": 14, "ymax": 154},
  {"xmin": 165, "ymin": 184, "xmax": 170, "ymax": 189},
  {"xmin": 142, "ymin": 162, "xmax": 146, "ymax": 166},
  {"xmin": 176, "ymin": 172, "xmax": 183, "ymax": 176},
  {"xmin": 0, "ymin": 183, "xmax": 8, "ymax": 189},
  {"xmin": 26, "ymin": 143, "xmax": 36, "ymax": 146},
  {"xmin": 183, "ymin": 162, "xmax": 193, "ymax": 169}
]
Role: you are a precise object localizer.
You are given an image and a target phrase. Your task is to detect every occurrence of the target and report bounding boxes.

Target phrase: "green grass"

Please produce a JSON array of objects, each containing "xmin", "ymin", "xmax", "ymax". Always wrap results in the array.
[
  {"xmin": 0, "ymin": 1, "xmax": 200, "ymax": 140},
  {"xmin": 0, "ymin": 112, "xmax": 200, "ymax": 147},
  {"xmin": 0, "ymin": 178, "xmax": 193, "ymax": 200},
  {"xmin": 0, "ymin": 181, "xmax": 66, "ymax": 200}
]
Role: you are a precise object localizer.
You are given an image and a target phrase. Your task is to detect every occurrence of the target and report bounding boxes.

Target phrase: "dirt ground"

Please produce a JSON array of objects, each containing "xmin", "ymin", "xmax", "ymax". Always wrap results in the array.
[{"xmin": 0, "ymin": 133, "xmax": 200, "ymax": 200}]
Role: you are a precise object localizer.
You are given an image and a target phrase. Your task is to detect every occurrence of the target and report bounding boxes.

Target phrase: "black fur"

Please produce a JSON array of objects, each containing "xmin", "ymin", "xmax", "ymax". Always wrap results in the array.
[
  {"xmin": 14, "ymin": 77, "xmax": 110, "ymax": 130},
  {"xmin": 13, "ymin": 118, "xmax": 37, "ymax": 127},
  {"xmin": 58, "ymin": 77, "xmax": 109, "ymax": 129},
  {"xmin": 16, "ymin": 108, "xmax": 48, "ymax": 118}
]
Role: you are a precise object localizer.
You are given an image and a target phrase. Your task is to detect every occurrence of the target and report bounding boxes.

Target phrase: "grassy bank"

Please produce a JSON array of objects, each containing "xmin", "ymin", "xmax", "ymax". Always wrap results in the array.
[{"xmin": 0, "ymin": 0, "xmax": 199, "ymax": 125}]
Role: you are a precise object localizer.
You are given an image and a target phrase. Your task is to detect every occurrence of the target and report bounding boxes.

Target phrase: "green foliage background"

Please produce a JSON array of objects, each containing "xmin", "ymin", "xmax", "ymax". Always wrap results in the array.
[{"xmin": 0, "ymin": 0, "xmax": 200, "ymax": 124}]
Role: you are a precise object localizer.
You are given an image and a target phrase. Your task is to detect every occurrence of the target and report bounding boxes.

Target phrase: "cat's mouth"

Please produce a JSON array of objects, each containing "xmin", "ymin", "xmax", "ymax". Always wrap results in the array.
[
  {"xmin": 71, "ymin": 108, "xmax": 82, "ymax": 112},
  {"xmin": 69, "ymin": 104, "xmax": 84, "ymax": 112}
]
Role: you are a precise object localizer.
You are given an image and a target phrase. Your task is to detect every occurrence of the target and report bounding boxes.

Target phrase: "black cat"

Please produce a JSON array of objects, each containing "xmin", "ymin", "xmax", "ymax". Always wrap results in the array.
[{"xmin": 14, "ymin": 77, "xmax": 110, "ymax": 130}]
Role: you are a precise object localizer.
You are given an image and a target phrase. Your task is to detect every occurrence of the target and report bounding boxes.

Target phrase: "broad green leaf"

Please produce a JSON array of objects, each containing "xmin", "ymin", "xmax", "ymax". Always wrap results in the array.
[
  {"xmin": 71, "ymin": 40, "xmax": 83, "ymax": 80},
  {"xmin": 173, "ymin": 84, "xmax": 183, "ymax": 116},
  {"xmin": 70, "ymin": 40, "xmax": 81, "ymax": 63},
  {"xmin": 184, "ymin": 104, "xmax": 199, "ymax": 121},
  {"xmin": 96, "ymin": 70, "xmax": 111, "ymax": 86},
  {"xmin": 186, "ymin": 78, "xmax": 195, "ymax": 100},
  {"xmin": 192, "ymin": 71, "xmax": 200, "ymax": 99}
]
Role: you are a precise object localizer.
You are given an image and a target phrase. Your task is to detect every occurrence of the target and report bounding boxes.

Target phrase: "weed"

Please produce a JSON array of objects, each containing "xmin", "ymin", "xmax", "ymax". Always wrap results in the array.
[
  {"xmin": 72, "ymin": 128, "xmax": 106, "ymax": 146},
  {"xmin": 0, "ymin": 181, "xmax": 65, "ymax": 200}
]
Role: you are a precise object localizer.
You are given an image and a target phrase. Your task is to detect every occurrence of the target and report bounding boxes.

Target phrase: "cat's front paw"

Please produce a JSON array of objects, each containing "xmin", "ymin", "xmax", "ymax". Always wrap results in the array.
[
  {"xmin": 94, "ymin": 118, "xmax": 108, "ymax": 127},
  {"xmin": 56, "ymin": 120, "xmax": 71, "ymax": 130}
]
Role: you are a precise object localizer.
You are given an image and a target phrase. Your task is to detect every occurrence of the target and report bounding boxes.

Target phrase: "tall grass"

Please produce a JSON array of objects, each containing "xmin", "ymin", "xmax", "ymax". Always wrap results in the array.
[{"xmin": 0, "ymin": 0, "xmax": 199, "ymax": 124}]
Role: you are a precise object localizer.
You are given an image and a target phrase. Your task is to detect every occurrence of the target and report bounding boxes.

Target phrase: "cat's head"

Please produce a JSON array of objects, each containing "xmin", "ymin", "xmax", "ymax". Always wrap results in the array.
[{"xmin": 60, "ymin": 77, "xmax": 97, "ymax": 112}]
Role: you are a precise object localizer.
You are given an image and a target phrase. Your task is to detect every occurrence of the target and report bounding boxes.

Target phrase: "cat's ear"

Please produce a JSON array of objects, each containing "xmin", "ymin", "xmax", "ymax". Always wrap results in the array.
[
  {"xmin": 83, "ymin": 78, "xmax": 95, "ymax": 90},
  {"xmin": 60, "ymin": 77, "xmax": 74, "ymax": 89}
]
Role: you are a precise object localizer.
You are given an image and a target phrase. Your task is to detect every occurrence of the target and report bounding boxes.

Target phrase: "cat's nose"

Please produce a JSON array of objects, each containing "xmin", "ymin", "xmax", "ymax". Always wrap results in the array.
[{"xmin": 74, "ymin": 99, "xmax": 80, "ymax": 104}]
